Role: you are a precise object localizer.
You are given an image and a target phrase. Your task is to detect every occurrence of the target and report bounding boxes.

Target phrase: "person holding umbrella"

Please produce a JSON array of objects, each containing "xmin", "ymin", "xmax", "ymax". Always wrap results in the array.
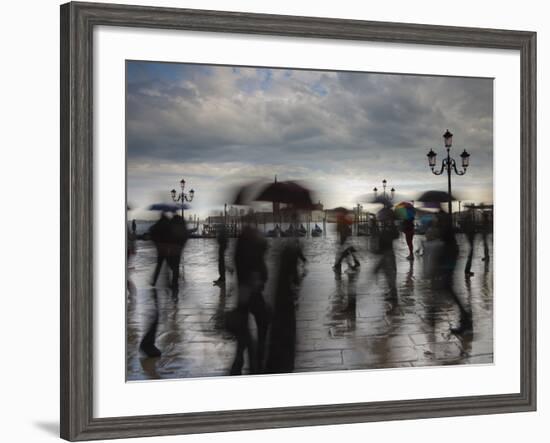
[
  {"xmin": 333, "ymin": 207, "xmax": 360, "ymax": 274},
  {"xmin": 417, "ymin": 191, "xmax": 472, "ymax": 334},
  {"xmin": 229, "ymin": 221, "xmax": 270, "ymax": 375}
]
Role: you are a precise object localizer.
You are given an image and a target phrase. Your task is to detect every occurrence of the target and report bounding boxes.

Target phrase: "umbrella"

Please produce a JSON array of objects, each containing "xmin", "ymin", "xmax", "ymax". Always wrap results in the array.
[
  {"xmin": 330, "ymin": 206, "xmax": 349, "ymax": 213},
  {"xmin": 231, "ymin": 181, "xmax": 266, "ymax": 206},
  {"xmin": 148, "ymin": 203, "xmax": 190, "ymax": 212},
  {"xmin": 394, "ymin": 201, "xmax": 416, "ymax": 221},
  {"xmin": 255, "ymin": 180, "xmax": 313, "ymax": 209},
  {"xmin": 417, "ymin": 190, "xmax": 456, "ymax": 203}
]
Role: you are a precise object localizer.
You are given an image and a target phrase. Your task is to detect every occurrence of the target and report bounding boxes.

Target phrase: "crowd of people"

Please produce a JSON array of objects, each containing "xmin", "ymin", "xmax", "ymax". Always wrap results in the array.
[{"xmin": 128, "ymin": 202, "xmax": 492, "ymax": 375}]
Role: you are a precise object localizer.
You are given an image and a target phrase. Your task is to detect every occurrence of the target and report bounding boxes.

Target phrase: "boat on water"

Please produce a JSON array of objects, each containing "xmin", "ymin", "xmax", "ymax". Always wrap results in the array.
[
  {"xmin": 282, "ymin": 224, "xmax": 307, "ymax": 237},
  {"xmin": 311, "ymin": 224, "xmax": 323, "ymax": 237}
]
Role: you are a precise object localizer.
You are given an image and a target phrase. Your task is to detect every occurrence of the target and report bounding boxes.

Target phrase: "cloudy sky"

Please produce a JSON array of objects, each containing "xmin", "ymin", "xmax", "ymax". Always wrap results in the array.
[{"xmin": 127, "ymin": 61, "xmax": 493, "ymax": 219}]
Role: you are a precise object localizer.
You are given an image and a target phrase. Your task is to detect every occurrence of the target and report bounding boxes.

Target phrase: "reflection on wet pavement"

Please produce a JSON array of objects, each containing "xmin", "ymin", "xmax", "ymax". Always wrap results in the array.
[{"xmin": 127, "ymin": 232, "xmax": 493, "ymax": 380}]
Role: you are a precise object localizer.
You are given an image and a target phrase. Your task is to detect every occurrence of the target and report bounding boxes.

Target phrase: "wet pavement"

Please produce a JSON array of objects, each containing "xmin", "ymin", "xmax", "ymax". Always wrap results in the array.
[{"xmin": 127, "ymin": 230, "xmax": 493, "ymax": 380}]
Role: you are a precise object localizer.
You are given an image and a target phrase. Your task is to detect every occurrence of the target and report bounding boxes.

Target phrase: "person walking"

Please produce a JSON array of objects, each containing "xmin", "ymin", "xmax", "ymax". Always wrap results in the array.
[
  {"xmin": 229, "ymin": 225, "xmax": 270, "ymax": 375},
  {"xmin": 462, "ymin": 212, "xmax": 476, "ymax": 277},
  {"xmin": 333, "ymin": 209, "xmax": 360, "ymax": 274},
  {"xmin": 166, "ymin": 214, "xmax": 188, "ymax": 293},
  {"xmin": 213, "ymin": 224, "xmax": 228, "ymax": 285},
  {"xmin": 373, "ymin": 211, "xmax": 399, "ymax": 301},
  {"xmin": 481, "ymin": 211, "xmax": 491, "ymax": 262},
  {"xmin": 265, "ymin": 238, "xmax": 306, "ymax": 374},
  {"xmin": 432, "ymin": 212, "xmax": 472, "ymax": 334},
  {"xmin": 149, "ymin": 213, "xmax": 171, "ymax": 286},
  {"xmin": 402, "ymin": 218, "xmax": 415, "ymax": 260}
]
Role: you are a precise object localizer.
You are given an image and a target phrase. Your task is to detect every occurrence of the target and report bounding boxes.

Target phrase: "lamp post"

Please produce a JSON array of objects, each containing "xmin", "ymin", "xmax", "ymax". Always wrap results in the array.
[
  {"xmin": 373, "ymin": 179, "xmax": 395, "ymax": 202},
  {"xmin": 171, "ymin": 178, "xmax": 195, "ymax": 219},
  {"xmin": 426, "ymin": 130, "xmax": 470, "ymax": 223}
]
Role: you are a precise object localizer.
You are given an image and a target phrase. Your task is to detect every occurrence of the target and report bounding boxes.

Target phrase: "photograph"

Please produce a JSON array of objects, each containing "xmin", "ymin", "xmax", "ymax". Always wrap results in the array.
[{"xmin": 125, "ymin": 61, "xmax": 494, "ymax": 380}]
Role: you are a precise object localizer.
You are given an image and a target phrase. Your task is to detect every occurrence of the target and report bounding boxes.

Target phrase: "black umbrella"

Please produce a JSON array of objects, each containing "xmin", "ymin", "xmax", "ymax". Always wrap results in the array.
[
  {"xmin": 231, "ymin": 181, "xmax": 265, "ymax": 206},
  {"xmin": 148, "ymin": 202, "xmax": 190, "ymax": 212},
  {"xmin": 255, "ymin": 180, "xmax": 314, "ymax": 209},
  {"xmin": 417, "ymin": 190, "xmax": 456, "ymax": 203}
]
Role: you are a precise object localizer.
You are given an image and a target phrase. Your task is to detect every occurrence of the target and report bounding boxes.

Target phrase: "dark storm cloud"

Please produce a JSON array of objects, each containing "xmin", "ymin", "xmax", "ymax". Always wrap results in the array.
[{"xmin": 126, "ymin": 62, "xmax": 493, "ymax": 215}]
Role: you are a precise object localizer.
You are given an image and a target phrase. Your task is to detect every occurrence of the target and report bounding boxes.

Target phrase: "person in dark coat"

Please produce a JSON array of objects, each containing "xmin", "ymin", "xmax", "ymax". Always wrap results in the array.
[
  {"xmin": 229, "ymin": 225, "xmax": 270, "ymax": 375},
  {"xmin": 213, "ymin": 224, "xmax": 228, "ymax": 285},
  {"xmin": 149, "ymin": 213, "xmax": 171, "ymax": 286},
  {"xmin": 333, "ymin": 209, "xmax": 360, "ymax": 274},
  {"xmin": 402, "ymin": 218, "xmax": 415, "ymax": 260},
  {"xmin": 461, "ymin": 213, "xmax": 476, "ymax": 277},
  {"xmin": 265, "ymin": 238, "xmax": 306, "ymax": 374},
  {"xmin": 373, "ymin": 213, "xmax": 399, "ymax": 301},
  {"xmin": 435, "ymin": 212, "xmax": 472, "ymax": 334},
  {"xmin": 166, "ymin": 214, "xmax": 188, "ymax": 291}
]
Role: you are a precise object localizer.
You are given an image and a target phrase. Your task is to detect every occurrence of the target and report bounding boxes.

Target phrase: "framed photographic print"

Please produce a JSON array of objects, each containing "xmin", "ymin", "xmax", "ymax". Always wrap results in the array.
[{"xmin": 60, "ymin": 1, "xmax": 536, "ymax": 441}]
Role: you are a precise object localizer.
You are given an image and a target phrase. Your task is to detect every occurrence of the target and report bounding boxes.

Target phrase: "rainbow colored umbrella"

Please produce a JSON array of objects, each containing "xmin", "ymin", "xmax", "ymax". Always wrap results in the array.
[{"xmin": 394, "ymin": 201, "xmax": 416, "ymax": 220}]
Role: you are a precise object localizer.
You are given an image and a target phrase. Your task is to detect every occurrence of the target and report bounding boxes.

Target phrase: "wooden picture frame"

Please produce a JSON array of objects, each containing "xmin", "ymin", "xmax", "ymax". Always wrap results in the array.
[{"xmin": 60, "ymin": 1, "xmax": 536, "ymax": 440}]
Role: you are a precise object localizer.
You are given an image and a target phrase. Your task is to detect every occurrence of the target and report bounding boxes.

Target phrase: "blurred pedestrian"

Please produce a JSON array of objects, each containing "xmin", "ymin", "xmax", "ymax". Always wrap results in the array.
[
  {"xmin": 373, "ymin": 211, "xmax": 399, "ymax": 301},
  {"xmin": 167, "ymin": 214, "xmax": 188, "ymax": 292},
  {"xmin": 461, "ymin": 212, "xmax": 476, "ymax": 277},
  {"xmin": 149, "ymin": 213, "xmax": 171, "ymax": 286},
  {"xmin": 265, "ymin": 238, "xmax": 306, "ymax": 374},
  {"xmin": 430, "ymin": 212, "xmax": 472, "ymax": 334},
  {"xmin": 229, "ymin": 225, "xmax": 270, "ymax": 375},
  {"xmin": 333, "ymin": 209, "xmax": 360, "ymax": 274},
  {"xmin": 481, "ymin": 211, "xmax": 491, "ymax": 262},
  {"xmin": 213, "ymin": 224, "xmax": 228, "ymax": 285},
  {"xmin": 402, "ymin": 218, "xmax": 415, "ymax": 260}
]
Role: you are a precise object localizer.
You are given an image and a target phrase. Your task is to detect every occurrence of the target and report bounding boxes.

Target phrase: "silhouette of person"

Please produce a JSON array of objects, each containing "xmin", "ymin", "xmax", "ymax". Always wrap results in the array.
[
  {"xmin": 373, "ymin": 215, "xmax": 399, "ymax": 301},
  {"xmin": 131, "ymin": 219, "xmax": 137, "ymax": 236},
  {"xmin": 166, "ymin": 214, "xmax": 188, "ymax": 292},
  {"xmin": 333, "ymin": 210, "xmax": 360, "ymax": 273},
  {"xmin": 149, "ymin": 213, "xmax": 171, "ymax": 286},
  {"xmin": 127, "ymin": 224, "xmax": 136, "ymax": 296},
  {"xmin": 214, "ymin": 224, "xmax": 228, "ymax": 285},
  {"xmin": 435, "ymin": 212, "xmax": 472, "ymax": 334},
  {"xmin": 481, "ymin": 211, "xmax": 491, "ymax": 262},
  {"xmin": 230, "ymin": 225, "xmax": 270, "ymax": 375},
  {"xmin": 402, "ymin": 218, "xmax": 415, "ymax": 260},
  {"xmin": 462, "ymin": 212, "xmax": 476, "ymax": 277},
  {"xmin": 149, "ymin": 213, "xmax": 188, "ymax": 291},
  {"xmin": 265, "ymin": 238, "xmax": 306, "ymax": 374}
]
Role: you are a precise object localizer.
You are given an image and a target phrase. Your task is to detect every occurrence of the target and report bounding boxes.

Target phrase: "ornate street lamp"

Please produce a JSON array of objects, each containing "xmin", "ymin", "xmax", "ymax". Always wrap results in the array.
[
  {"xmin": 426, "ymin": 130, "xmax": 471, "ymax": 222},
  {"xmin": 373, "ymin": 179, "xmax": 395, "ymax": 201},
  {"xmin": 171, "ymin": 178, "xmax": 195, "ymax": 218}
]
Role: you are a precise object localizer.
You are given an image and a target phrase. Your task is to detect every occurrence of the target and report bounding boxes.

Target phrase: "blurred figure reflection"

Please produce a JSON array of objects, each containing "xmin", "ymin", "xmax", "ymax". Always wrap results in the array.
[{"xmin": 139, "ymin": 288, "xmax": 161, "ymax": 357}]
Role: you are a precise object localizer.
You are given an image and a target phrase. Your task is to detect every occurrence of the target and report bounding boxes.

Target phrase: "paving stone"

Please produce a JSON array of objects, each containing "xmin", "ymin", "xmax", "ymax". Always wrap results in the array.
[{"xmin": 127, "ymin": 233, "xmax": 493, "ymax": 380}]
